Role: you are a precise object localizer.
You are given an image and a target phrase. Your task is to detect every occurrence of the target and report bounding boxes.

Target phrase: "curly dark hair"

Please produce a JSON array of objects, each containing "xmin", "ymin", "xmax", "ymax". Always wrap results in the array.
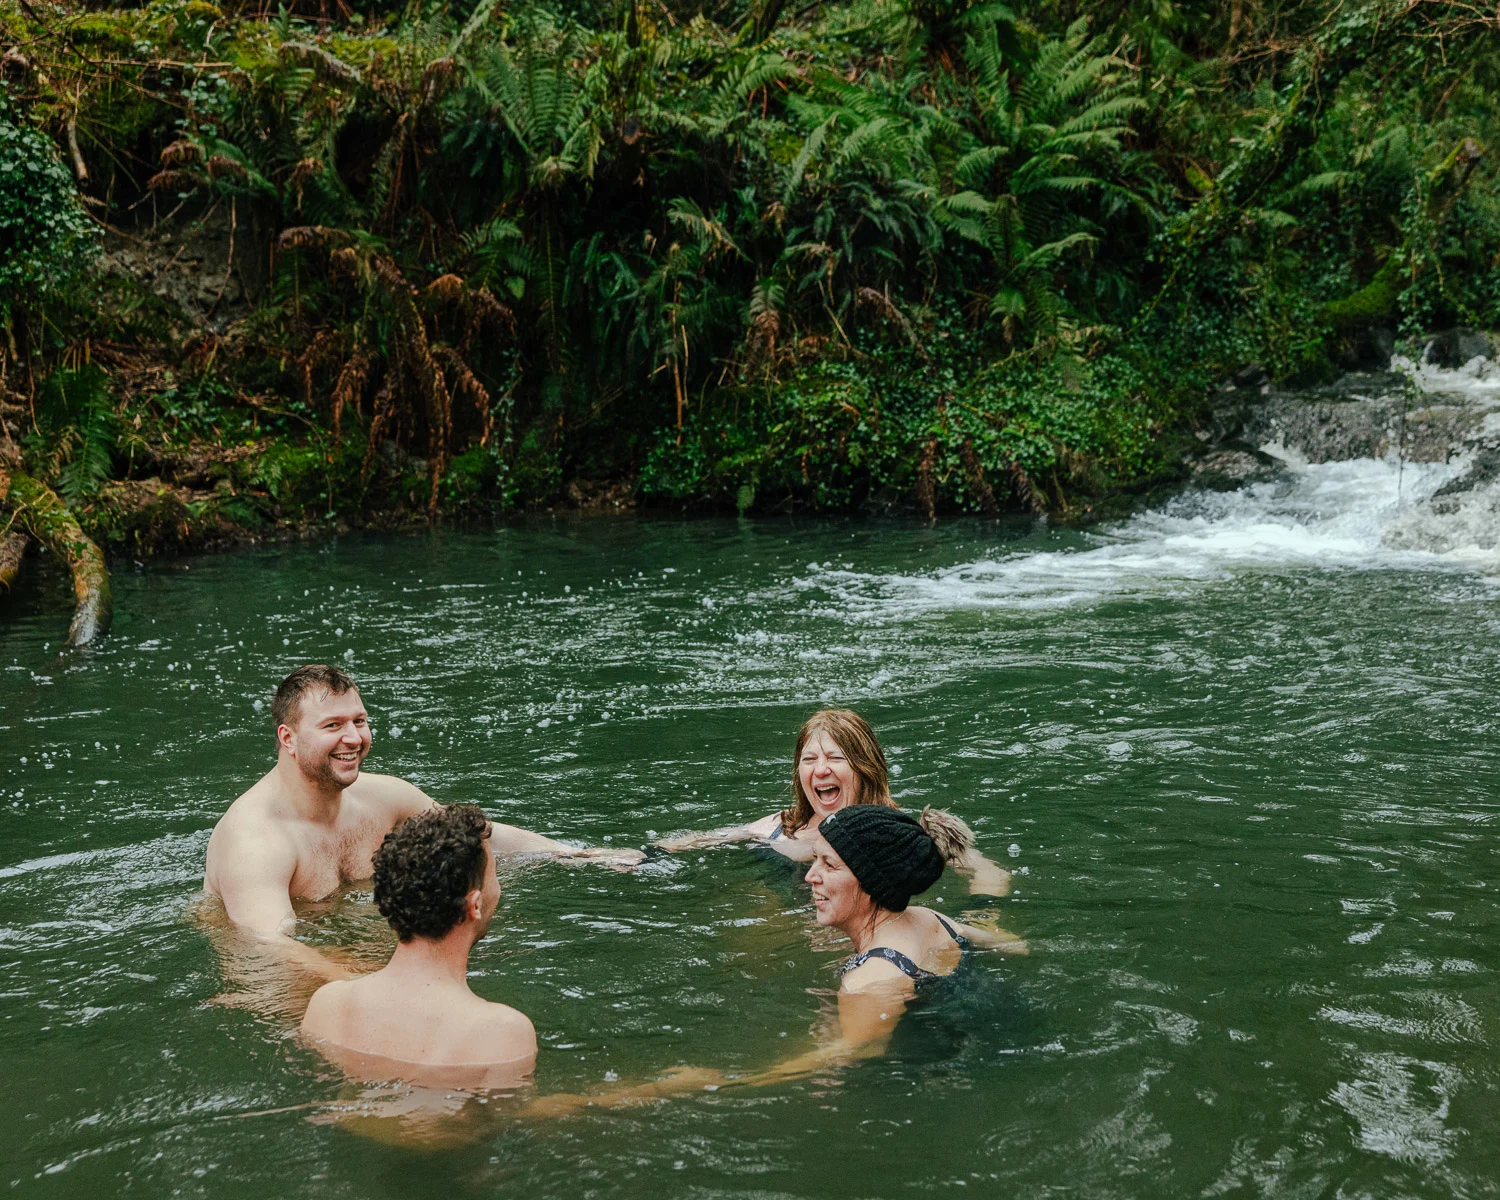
[{"xmin": 373, "ymin": 805, "xmax": 492, "ymax": 942}]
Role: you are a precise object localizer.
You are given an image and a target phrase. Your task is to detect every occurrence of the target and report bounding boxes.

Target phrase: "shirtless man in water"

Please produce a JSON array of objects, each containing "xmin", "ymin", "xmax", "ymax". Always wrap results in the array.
[
  {"xmin": 301, "ymin": 804, "xmax": 537, "ymax": 1086},
  {"xmin": 204, "ymin": 664, "xmax": 642, "ymax": 979}
]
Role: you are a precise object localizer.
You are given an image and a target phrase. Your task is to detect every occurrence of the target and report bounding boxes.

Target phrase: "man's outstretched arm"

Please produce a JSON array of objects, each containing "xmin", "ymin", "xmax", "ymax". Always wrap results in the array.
[
  {"xmin": 489, "ymin": 821, "xmax": 645, "ymax": 867},
  {"xmin": 365, "ymin": 775, "xmax": 646, "ymax": 868}
]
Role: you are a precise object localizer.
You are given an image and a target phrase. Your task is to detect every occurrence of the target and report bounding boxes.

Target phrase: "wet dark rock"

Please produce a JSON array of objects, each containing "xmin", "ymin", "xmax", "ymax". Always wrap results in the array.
[
  {"xmin": 1426, "ymin": 328, "xmax": 1493, "ymax": 368},
  {"xmin": 1231, "ymin": 364, "xmax": 1269, "ymax": 390},
  {"xmin": 1229, "ymin": 372, "xmax": 1480, "ymax": 464},
  {"xmin": 1335, "ymin": 325, "xmax": 1395, "ymax": 372},
  {"xmin": 1429, "ymin": 447, "xmax": 1500, "ymax": 512},
  {"xmin": 1190, "ymin": 445, "xmax": 1286, "ymax": 491}
]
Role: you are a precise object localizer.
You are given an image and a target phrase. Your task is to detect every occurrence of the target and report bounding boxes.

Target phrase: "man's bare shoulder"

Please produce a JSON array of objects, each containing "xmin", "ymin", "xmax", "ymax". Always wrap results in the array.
[
  {"xmin": 205, "ymin": 775, "xmax": 299, "ymax": 890},
  {"xmin": 214, "ymin": 769, "xmax": 282, "ymax": 825},
  {"xmin": 302, "ymin": 977, "xmax": 354, "ymax": 1022},
  {"xmin": 472, "ymin": 1000, "xmax": 537, "ymax": 1057},
  {"xmin": 349, "ymin": 772, "xmax": 435, "ymax": 818}
]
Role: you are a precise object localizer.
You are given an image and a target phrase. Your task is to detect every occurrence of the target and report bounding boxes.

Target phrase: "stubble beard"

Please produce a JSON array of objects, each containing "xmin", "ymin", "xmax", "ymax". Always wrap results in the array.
[{"xmin": 299, "ymin": 749, "xmax": 361, "ymax": 792}]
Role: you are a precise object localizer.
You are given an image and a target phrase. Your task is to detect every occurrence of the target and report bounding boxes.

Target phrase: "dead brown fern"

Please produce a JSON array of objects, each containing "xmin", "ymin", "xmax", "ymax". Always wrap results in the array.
[
  {"xmin": 856, "ymin": 286, "xmax": 927, "ymax": 359},
  {"xmin": 361, "ymin": 380, "xmax": 396, "ymax": 486},
  {"xmin": 297, "ymin": 328, "xmax": 344, "ymax": 407},
  {"xmin": 915, "ymin": 436, "xmax": 937, "ymax": 520},
  {"xmin": 433, "ymin": 346, "xmax": 493, "ymax": 447},
  {"xmin": 287, "ymin": 240, "xmax": 509, "ymax": 515},
  {"xmin": 958, "ymin": 437, "xmax": 1000, "ymax": 515},
  {"xmin": 147, "ymin": 168, "xmax": 201, "ymax": 192},
  {"xmin": 1008, "ymin": 460, "xmax": 1046, "ymax": 514},
  {"xmin": 330, "ymin": 342, "xmax": 373, "ymax": 446}
]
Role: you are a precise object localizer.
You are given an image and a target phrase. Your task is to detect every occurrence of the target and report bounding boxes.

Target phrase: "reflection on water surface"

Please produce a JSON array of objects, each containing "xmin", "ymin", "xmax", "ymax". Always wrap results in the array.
[{"xmin": 3, "ymin": 495, "xmax": 1500, "ymax": 1197}]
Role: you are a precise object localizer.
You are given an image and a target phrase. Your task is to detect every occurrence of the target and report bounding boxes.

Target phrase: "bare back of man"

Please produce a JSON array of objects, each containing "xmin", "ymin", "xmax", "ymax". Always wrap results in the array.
[
  {"xmin": 301, "ymin": 806, "xmax": 537, "ymax": 1090},
  {"xmin": 302, "ymin": 969, "xmax": 536, "ymax": 1088},
  {"xmin": 204, "ymin": 666, "xmax": 642, "ymax": 980}
]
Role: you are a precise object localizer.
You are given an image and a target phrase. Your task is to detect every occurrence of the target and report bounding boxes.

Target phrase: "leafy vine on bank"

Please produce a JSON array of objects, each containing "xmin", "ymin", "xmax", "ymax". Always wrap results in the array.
[{"xmin": 0, "ymin": 0, "xmax": 1497, "ymax": 612}]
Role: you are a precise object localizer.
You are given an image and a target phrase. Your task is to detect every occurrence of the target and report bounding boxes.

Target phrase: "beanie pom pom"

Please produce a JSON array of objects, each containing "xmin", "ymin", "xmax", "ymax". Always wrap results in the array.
[{"xmin": 919, "ymin": 806, "xmax": 975, "ymax": 863}]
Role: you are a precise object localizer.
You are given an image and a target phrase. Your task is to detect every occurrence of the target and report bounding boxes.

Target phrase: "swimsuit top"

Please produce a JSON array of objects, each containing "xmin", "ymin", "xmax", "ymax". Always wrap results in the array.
[{"xmin": 841, "ymin": 913, "xmax": 966, "ymax": 985}]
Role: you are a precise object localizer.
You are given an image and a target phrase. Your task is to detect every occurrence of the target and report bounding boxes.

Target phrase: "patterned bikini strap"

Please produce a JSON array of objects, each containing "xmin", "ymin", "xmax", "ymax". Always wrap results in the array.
[
  {"xmin": 934, "ymin": 913, "xmax": 963, "ymax": 944},
  {"xmin": 844, "ymin": 946, "xmax": 931, "ymax": 982}
]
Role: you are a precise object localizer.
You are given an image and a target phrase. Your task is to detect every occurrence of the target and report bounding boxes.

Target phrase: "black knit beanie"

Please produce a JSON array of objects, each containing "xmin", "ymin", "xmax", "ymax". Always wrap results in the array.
[{"xmin": 819, "ymin": 806, "xmax": 945, "ymax": 913}]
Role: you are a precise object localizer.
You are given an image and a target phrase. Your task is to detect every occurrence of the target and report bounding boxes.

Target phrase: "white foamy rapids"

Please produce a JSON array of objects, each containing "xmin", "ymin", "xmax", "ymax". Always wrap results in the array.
[
  {"xmin": 795, "ymin": 457, "xmax": 1498, "ymax": 618},
  {"xmin": 1395, "ymin": 353, "xmax": 1500, "ymax": 413}
]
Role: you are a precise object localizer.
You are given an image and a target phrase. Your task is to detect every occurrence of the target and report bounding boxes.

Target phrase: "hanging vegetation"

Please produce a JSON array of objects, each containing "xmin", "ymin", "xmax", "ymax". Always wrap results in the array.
[{"xmin": 1, "ymin": 0, "xmax": 1498, "ymax": 635}]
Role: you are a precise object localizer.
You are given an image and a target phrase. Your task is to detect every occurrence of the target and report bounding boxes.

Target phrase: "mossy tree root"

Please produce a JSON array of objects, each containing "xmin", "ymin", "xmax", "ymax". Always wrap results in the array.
[
  {"xmin": 0, "ymin": 470, "xmax": 113, "ymax": 645},
  {"xmin": 0, "ymin": 531, "xmax": 28, "ymax": 591},
  {"xmin": 1319, "ymin": 138, "xmax": 1484, "ymax": 332}
]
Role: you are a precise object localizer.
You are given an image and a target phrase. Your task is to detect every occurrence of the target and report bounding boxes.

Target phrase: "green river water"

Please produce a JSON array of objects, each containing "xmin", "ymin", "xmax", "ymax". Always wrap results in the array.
[{"xmin": 4, "ymin": 466, "xmax": 1500, "ymax": 1198}]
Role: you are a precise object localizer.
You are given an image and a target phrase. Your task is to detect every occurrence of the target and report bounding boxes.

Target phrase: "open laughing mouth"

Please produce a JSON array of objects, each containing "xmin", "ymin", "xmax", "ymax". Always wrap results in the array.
[
  {"xmin": 331, "ymin": 751, "xmax": 362, "ymax": 766},
  {"xmin": 813, "ymin": 784, "xmax": 841, "ymax": 805}
]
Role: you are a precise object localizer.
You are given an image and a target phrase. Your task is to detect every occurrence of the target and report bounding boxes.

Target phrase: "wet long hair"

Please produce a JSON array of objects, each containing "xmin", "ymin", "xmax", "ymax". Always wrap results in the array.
[{"xmin": 780, "ymin": 708, "xmax": 898, "ymax": 834}]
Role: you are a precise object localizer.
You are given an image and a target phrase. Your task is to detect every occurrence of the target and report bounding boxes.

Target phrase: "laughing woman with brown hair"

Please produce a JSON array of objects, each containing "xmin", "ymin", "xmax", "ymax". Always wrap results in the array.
[{"xmin": 655, "ymin": 707, "xmax": 1012, "ymax": 896}]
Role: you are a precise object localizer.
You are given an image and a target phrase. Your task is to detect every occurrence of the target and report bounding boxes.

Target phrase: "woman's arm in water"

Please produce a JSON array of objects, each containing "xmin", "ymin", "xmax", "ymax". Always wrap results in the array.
[
  {"xmin": 525, "ymin": 964, "xmax": 914, "ymax": 1115},
  {"xmin": 950, "ymin": 845, "xmax": 1013, "ymax": 897},
  {"xmin": 653, "ymin": 812, "xmax": 783, "ymax": 853},
  {"xmin": 327, "ymin": 973, "xmax": 914, "ymax": 1137},
  {"xmin": 950, "ymin": 913, "xmax": 1029, "ymax": 954},
  {"xmin": 723, "ymin": 968, "xmax": 913, "ymax": 1088}
]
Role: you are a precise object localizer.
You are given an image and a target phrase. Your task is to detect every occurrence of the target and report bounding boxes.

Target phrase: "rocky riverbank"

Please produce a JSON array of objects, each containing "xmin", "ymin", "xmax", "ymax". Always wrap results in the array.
[{"xmin": 1187, "ymin": 332, "xmax": 1500, "ymax": 557}]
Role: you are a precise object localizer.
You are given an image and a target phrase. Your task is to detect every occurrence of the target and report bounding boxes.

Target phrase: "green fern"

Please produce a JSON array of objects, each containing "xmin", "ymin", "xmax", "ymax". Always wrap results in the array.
[{"xmin": 32, "ymin": 366, "xmax": 119, "ymax": 507}]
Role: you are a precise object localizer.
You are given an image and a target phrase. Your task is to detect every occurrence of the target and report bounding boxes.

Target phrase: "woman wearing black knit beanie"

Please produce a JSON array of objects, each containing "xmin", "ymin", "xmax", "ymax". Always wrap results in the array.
[
  {"xmin": 808, "ymin": 805, "xmax": 1027, "ymax": 1000},
  {"xmin": 705, "ymin": 807, "xmax": 1029, "ymax": 1089}
]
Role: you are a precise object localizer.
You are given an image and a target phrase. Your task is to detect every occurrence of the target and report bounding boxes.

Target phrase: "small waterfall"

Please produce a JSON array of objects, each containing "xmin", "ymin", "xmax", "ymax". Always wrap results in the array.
[
  {"xmin": 1380, "ymin": 354, "xmax": 1500, "ymax": 558},
  {"xmin": 797, "ymin": 352, "xmax": 1500, "ymax": 617}
]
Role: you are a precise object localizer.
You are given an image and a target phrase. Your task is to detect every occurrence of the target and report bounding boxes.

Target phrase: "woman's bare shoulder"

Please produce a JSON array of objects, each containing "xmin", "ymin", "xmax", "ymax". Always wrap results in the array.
[{"xmin": 840, "ymin": 957, "xmax": 917, "ymax": 997}]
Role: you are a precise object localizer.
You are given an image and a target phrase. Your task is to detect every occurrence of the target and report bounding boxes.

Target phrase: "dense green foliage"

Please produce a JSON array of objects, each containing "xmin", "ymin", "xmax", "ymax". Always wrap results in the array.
[
  {"xmin": 1, "ymin": 0, "xmax": 1497, "ymax": 536},
  {"xmin": 0, "ymin": 100, "xmax": 97, "ymax": 301}
]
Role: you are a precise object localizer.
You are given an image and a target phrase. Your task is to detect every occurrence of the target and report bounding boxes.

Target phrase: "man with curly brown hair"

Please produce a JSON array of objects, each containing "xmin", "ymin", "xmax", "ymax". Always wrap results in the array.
[
  {"xmin": 205, "ymin": 664, "xmax": 642, "ymax": 981},
  {"xmin": 300, "ymin": 805, "xmax": 537, "ymax": 1083}
]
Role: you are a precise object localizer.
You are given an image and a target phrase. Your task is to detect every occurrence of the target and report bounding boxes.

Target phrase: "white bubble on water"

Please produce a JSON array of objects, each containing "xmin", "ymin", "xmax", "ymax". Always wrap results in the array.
[
  {"xmin": 253, "ymin": 699, "xmax": 264, "ymax": 711},
  {"xmin": 1008, "ymin": 843, "xmax": 1021, "ymax": 857}
]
